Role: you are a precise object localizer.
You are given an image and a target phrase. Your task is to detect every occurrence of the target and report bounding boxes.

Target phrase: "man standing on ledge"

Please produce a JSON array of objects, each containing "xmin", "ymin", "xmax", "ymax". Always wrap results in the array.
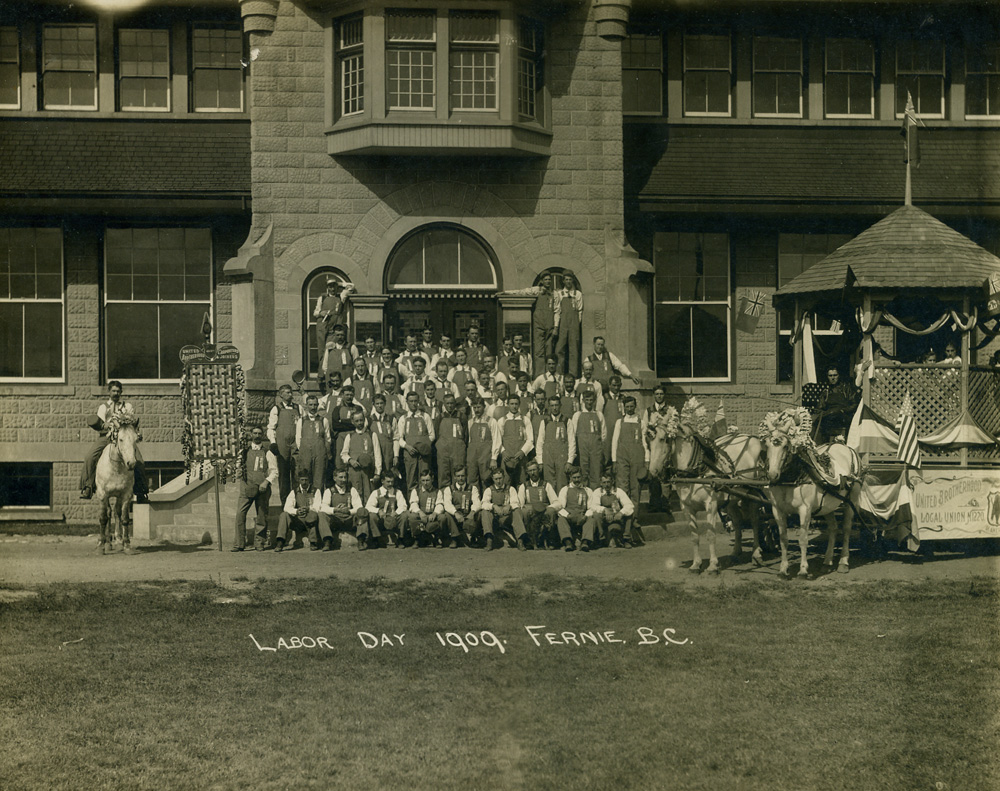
[
  {"xmin": 313, "ymin": 278, "xmax": 355, "ymax": 352},
  {"xmin": 79, "ymin": 380, "xmax": 149, "ymax": 503},
  {"xmin": 554, "ymin": 272, "xmax": 584, "ymax": 378}
]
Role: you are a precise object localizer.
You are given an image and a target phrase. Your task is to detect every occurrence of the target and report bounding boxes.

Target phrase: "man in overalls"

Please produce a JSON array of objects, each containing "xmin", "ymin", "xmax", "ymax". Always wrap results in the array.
[
  {"xmin": 554, "ymin": 466, "xmax": 592, "ymax": 552},
  {"xmin": 442, "ymin": 465, "xmax": 480, "ymax": 547},
  {"xmin": 327, "ymin": 383, "xmax": 357, "ymax": 477},
  {"xmin": 536, "ymin": 394, "xmax": 571, "ymax": 493},
  {"xmin": 379, "ymin": 372, "xmax": 406, "ymax": 421},
  {"xmin": 341, "ymin": 408, "xmax": 380, "ymax": 505},
  {"xmin": 233, "ymin": 425, "xmax": 278, "ymax": 552},
  {"xmin": 589, "ymin": 469, "xmax": 635, "ymax": 550},
  {"xmin": 602, "ymin": 374, "xmax": 625, "ymax": 463},
  {"xmin": 429, "ymin": 359, "xmax": 459, "ymax": 404},
  {"xmin": 531, "ymin": 355, "xmax": 561, "ymax": 400},
  {"xmin": 313, "ymin": 279, "xmax": 354, "ymax": 352},
  {"xmin": 466, "ymin": 398, "xmax": 499, "ymax": 494},
  {"xmin": 434, "ymin": 393, "xmax": 467, "ymax": 489},
  {"xmin": 396, "ymin": 391, "xmax": 434, "ymax": 492},
  {"xmin": 457, "ymin": 379, "xmax": 481, "ymax": 422},
  {"xmin": 295, "ymin": 394, "xmax": 330, "ymax": 491},
  {"xmin": 612, "ymin": 394, "xmax": 649, "ymax": 545},
  {"xmin": 368, "ymin": 394, "xmax": 398, "ymax": 493},
  {"xmin": 558, "ymin": 373, "xmax": 578, "ymax": 420},
  {"xmin": 365, "ymin": 471, "xmax": 408, "ymax": 547},
  {"xmin": 321, "ymin": 324, "xmax": 357, "ymax": 386},
  {"xmin": 275, "ymin": 469, "xmax": 328, "ymax": 552},
  {"xmin": 554, "ymin": 272, "xmax": 583, "ymax": 377},
  {"xmin": 346, "ymin": 356, "xmax": 376, "ymax": 413},
  {"xmin": 406, "ymin": 469, "xmax": 445, "ymax": 547},
  {"xmin": 402, "ymin": 356, "xmax": 431, "ymax": 400},
  {"xmin": 321, "ymin": 468, "xmax": 365, "ymax": 550},
  {"xmin": 496, "ymin": 394, "xmax": 533, "ymax": 488},
  {"xmin": 463, "ymin": 324, "xmax": 490, "ymax": 372},
  {"xmin": 574, "ymin": 359, "xmax": 605, "ymax": 414},
  {"xmin": 644, "ymin": 384, "xmax": 671, "ymax": 512},
  {"xmin": 570, "ymin": 390, "xmax": 606, "ymax": 489},
  {"xmin": 511, "ymin": 371, "xmax": 533, "ymax": 414},
  {"xmin": 530, "ymin": 273, "xmax": 555, "ymax": 374},
  {"xmin": 267, "ymin": 384, "xmax": 301, "ymax": 506},
  {"xmin": 480, "ymin": 467, "xmax": 527, "ymax": 551},
  {"xmin": 448, "ymin": 347, "xmax": 480, "ymax": 395},
  {"xmin": 397, "ymin": 334, "xmax": 430, "ymax": 381},
  {"xmin": 516, "ymin": 460, "xmax": 557, "ymax": 549}
]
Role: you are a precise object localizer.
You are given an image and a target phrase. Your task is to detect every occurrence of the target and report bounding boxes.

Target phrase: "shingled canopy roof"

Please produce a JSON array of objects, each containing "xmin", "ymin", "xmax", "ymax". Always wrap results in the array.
[{"xmin": 773, "ymin": 204, "xmax": 1000, "ymax": 306}]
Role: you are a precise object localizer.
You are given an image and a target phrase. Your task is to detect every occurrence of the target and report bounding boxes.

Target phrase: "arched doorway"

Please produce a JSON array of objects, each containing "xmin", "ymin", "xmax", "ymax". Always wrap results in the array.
[
  {"xmin": 302, "ymin": 266, "xmax": 351, "ymax": 378},
  {"xmin": 384, "ymin": 224, "xmax": 500, "ymax": 350}
]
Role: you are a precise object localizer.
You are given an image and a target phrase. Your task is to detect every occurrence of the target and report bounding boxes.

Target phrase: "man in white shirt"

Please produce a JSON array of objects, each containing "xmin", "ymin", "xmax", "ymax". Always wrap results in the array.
[
  {"xmin": 574, "ymin": 359, "xmax": 605, "ymax": 414},
  {"xmin": 321, "ymin": 467, "xmax": 367, "ymax": 550},
  {"xmin": 313, "ymin": 279, "xmax": 354, "ymax": 352},
  {"xmin": 275, "ymin": 469, "xmax": 326, "ymax": 552},
  {"xmin": 295, "ymin": 394, "xmax": 330, "ymax": 491},
  {"xmin": 586, "ymin": 335, "xmax": 639, "ymax": 389},
  {"xmin": 442, "ymin": 466, "xmax": 481, "ymax": 548},
  {"xmin": 569, "ymin": 390, "xmax": 607, "ymax": 489},
  {"xmin": 395, "ymin": 391, "xmax": 436, "ymax": 490},
  {"xmin": 495, "ymin": 394, "xmax": 534, "ymax": 487},
  {"xmin": 406, "ymin": 468, "xmax": 446, "ymax": 547},
  {"xmin": 531, "ymin": 355, "xmax": 562, "ymax": 400},
  {"xmin": 365, "ymin": 471, "xmax": 408, "ymax": 548},
  {"xmin": 588, "ymin": 469, "xmax": 635, "ymax": 549},
  {"xmin": 516, "ymin": 460, "xmax": 558, "ymax": 550},
  {"xmin": 267, "ymin": 383, "xmax": 301, "ymax": 506},
  {"xmin": 612, "ymin": 394, "xmax": 649, "ymax": 546},
  {"xmin": 553, "ymin": 466, "xmax": 593, "ymax": 552},
  {"xmin": 79, "ymin": 379, "xmax": 149, "ymax": 502},
  {"xmin": 233, "ymin": 425, "xmax": 279, "ymax": 552},
  {"xmin": 553, "ymin": 272, "xmax": 584, "ymax": 377},
  {"xmin": 480, "ymin": 467, "xmax": 527, "ymax": 551},
  {"xmin": 448, "ymin": 347, "xmax": 480, "ymax": 395}
]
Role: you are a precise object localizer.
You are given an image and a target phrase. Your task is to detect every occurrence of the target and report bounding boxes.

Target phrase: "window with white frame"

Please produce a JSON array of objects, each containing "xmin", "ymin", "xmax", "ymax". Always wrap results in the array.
[
  {"xmin": 517, "ymin": 16, "xmax": 543, "ymax": 122},
  {"xmin": 191, "ymin": 25, "xmax": 243, "ymax": 112},
  {"xmin": 449, "ymin": 11, "xmax": 499, "ymax": 111},
  {"xmin": 966, "ymin": 42, "xmax": 1000, "ymax": 119},
  {"xmin": 895, "ymin": 39, "xmax": 945, "ymax": 118},
  {"xmin": 683, "ymin": 34, "xmax": 731, "ymax": 116},
  {"xmin": 386, "ymin": 9, "xmax": 436, "ymax": 110},
  {"xmin": 104, "ymin": 228, "xmax": 212, "ymax": 381},
  {"xmin": 0, "ymin": 27, "xmax": 19, "ymax": 109},
  {"xmin": 622, "ymin": 32, "xmax": 663, "ymax": 115},
  {"xmin": 825, "ymin": 38, "xmax": 874, "ymax": 118},
  {"xmin": 653, "ymin": 233, "xmax": 730, "ymax": 380},
  {"xmin": 42, "ymin": 23, "xmax": 97, "ymax": 110},
  {"xmin": 776, "ymin": 233, "xmax": 852, "ymax": 383},
  {"xmin": 335, "ymin": 14, "xmax": 364, "ymax": 119},
  {"xmin": 118, "ymin": 28, "xmax": 170, "ymax": 111},
  {"xmin": 0, "ymin": 228, "xmax": 63, "ymax": 381},
  {"xmin": 753, "ymin": 36, "xmax": 802, "ymax": 117}
]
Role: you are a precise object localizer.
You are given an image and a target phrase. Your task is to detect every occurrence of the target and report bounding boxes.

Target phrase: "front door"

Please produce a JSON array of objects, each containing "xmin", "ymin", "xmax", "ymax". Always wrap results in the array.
[{"xmin": 386, "ymin": 298, "xmax": 498, "ymax": 352}]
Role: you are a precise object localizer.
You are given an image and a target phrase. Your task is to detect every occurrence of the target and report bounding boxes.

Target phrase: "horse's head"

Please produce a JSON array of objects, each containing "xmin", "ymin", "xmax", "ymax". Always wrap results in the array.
[
  {"xmin": 672, "ymin": 397, "xmax": 712, "ymax": 473},
  {"xmin": 106, "ymin": 408, "xmax": 140, "ymax": 470},
  {"xmin": 759, "ymin": 408, "xmax": 813, "ymax": 483},
  {"xmin": 646, "ymin": 406, "xmax": 679, "ymax": 480}
]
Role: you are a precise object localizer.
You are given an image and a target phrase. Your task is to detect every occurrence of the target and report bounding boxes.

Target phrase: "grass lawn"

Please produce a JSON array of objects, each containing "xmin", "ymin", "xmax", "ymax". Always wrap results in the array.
[{"xmin": 1, "ymin": 576, "xmax": 997, "ymax": 791}]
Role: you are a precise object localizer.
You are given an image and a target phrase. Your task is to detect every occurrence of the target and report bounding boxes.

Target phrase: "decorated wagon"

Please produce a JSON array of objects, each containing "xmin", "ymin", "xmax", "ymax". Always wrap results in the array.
[{"xmin": 773, "ymin": 204, "xmax": 1000, "ymax": 548}]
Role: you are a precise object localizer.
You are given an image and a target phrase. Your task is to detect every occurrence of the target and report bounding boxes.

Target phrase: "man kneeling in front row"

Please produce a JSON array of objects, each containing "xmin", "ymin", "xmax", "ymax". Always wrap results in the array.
[{"xmin": 275, "ymin": 470, "xmax": 329, "ymax": 552}]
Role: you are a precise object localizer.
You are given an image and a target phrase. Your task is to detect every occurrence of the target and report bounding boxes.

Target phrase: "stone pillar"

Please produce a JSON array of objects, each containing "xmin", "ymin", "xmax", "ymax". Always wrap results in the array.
[
  {"xmin": 240, "ymin": 0, "xmax": 280, "ymax": 35},
  {"xmin": 351, "ymin": 295, "xmax": 389, "ymax": 346},
  {"xmin": 594, "ymin": 0, "xmax": 631, "ymax": 41},
  {"xmin": 224, "ymin": 224, "xmax": 276, "ymax": 400}
]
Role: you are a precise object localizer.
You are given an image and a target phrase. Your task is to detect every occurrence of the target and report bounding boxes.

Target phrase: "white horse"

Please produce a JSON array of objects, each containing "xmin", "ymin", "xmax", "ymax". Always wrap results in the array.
[
  {"xmin": 647, "ymin": 399, "xmax": 765, "ymax": 573},
  {"xmin": 760, "ymin": 408, "xmax": 862, "ymax": 577},
  {"xmin": 95, "ymin": 411, "xmax": 140, "ymax": 555}
]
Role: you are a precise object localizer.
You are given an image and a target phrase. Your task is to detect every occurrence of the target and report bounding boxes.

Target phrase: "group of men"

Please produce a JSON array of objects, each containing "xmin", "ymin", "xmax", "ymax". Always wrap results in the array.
[{"xmin": 234, "ymin": 318, "xmax": 679, "ymax": 554}]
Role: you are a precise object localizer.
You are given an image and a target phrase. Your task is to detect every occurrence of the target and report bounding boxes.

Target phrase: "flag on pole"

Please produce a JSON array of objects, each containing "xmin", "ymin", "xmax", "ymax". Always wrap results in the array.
[
  {"xmin": 896, "ymin": 391, "xmax": 921, "ymax": 468},
  {"xmin": 901, "ymin": 92, "xmax": 920, "ymax": 169},
  {"xmin": 710, "ymin": 400, "xmax": 727, "ymax": 440},
  {"xmin": 735, "ymin": 290, "xmax": 765, "ymax": 334}
]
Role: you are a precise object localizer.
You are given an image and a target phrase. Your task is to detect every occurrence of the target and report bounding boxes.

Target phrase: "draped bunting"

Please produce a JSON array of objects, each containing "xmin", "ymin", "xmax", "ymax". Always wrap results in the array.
[{"xmin": 918, "ymin": 409, "xmax": 997, "ymax": 447}]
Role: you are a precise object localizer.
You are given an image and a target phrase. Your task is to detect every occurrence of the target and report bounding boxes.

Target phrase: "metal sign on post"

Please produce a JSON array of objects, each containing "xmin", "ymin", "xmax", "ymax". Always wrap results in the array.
[{"xmin": 179, "ymin": 314, "xmax": 245, "ymax": 551}]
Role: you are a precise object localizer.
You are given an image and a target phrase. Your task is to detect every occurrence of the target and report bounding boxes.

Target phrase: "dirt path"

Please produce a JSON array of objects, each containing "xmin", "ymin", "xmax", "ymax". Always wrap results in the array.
[{"xmin": 2, "ymin": 525, "xmax": 997, "ymax": 587}]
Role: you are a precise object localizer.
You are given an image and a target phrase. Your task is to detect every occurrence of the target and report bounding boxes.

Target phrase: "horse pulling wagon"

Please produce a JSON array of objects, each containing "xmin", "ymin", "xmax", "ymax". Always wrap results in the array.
[{"xmin": 651, "ymin": 204, "xmax": 1000, "ymax": 576}]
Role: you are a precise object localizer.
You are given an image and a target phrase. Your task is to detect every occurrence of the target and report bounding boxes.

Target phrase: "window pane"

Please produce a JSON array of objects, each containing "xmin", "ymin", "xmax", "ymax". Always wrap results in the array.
[
  {"xmin": 424, "ymin": 228, "xmax": 459, "ymax": 284},
  {"xmin": 623, "ymin": 69, "xmax": 661, "ymax": 114},
  {"xmin": 386, "ymin": 10, "xmax": 435, "ymax": 42},
  {"xmin": 705, "ymin": 72, "xmax": 730, "ymax": 113},
  {"xmin": 459, "ymin": 234, "xmax": 494, "ymax": 285},
  {"xmin": 684, "ymin": 72, "xmax": 708, "ymax": 114},
  {"xmin": 0, "ymin": 302, "xmax": 22, "ymax": 377},
  {"xmin": 159, "ymin": 303, "xmax": 208, "ymax": 379},
  {"xmin": 825, "ymin": 72, "xmax": 849, "ymax": 115},
  {"xmin": 107, "ymin": 303, "xmax": 159, "ymax": 379},
  {"xmin": 691, "ymin": 305, "xmax": 729, "ymax": 377},
  {"xmin": 655, "ymin": 304, "xmax": 692, "ymax": 378},
  {"xmin": 0, "ymin": 63, "xmax": 17, "ymax": 107},
  {"xmin": 23, "ymin": 302, "xmax": 61, "ymax": 378},
  {"xmin": 389, "ymin": 234, "xmax": 424, "ymax": 285},
  {"xmin": 44, "ymin": 71, "xmax": 71, "ymax": 107},
  {"xmin": 753, "ymin": 73, "xmax": 777, "ymax": 114},
  {"xmin": 776, "ymin": 73, "xmax": 800, "ymax": 114}
]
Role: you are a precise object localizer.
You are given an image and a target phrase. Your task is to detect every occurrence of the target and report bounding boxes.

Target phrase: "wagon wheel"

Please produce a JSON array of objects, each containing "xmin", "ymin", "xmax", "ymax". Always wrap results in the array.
[{"xmin": 757, "ymin": 506, "xmax": 782, "ymax": 554}]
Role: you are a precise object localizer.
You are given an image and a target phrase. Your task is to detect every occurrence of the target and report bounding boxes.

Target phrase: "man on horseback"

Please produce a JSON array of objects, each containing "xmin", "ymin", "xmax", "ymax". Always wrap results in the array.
[{"xmin": 79, "ymin": 380, "xmax": 149, "ymax": 503}]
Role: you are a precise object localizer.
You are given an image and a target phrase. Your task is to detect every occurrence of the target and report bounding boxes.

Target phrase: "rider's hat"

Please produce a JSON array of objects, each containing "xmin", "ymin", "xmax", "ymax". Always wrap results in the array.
[{"xmin": 86, "ymin": 414, "xmax": 104, "ymax": 431}]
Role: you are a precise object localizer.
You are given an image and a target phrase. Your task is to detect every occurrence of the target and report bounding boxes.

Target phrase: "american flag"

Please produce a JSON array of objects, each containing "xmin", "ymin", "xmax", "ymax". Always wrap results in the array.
[{"xmin": 896, "ymin": 391, "xmax": 920, "ymax": 469}]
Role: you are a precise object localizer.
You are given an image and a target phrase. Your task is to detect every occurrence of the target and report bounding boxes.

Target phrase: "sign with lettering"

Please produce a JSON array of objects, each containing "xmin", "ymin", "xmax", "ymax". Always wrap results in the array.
[{"xmin": 911, "ymin": 470, "xmax": 1000, "ymax": 540}]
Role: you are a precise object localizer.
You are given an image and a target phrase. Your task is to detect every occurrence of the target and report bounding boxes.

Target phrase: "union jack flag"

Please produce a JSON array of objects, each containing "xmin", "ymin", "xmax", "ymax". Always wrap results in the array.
[{"xmin": 745, "ymin": 290, "xmax": 765, "ymax": 317}]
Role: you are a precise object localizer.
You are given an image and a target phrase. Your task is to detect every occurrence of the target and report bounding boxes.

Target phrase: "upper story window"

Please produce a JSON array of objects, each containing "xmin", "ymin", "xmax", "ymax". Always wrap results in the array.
[
  {"xmin": 104, "ymin": 227, "xmax": 213, "ymax": 381},
  {"xmin": 825, "ymin": 38, "xmax": 874, "ymax": 118},
  {"xmin": 42, "ymin": 23, "xmax": 97, "ymax": 110},
  {"xmin": 118, "ymin": 28, "xmax": 170, "ymax": 111},
  {"xmin": 517, "ymin": 16, "xmax": 543, "ymax": 122},
  {"xmin": 191, "ymin": 25, "xmax": 243, "ymax": 112},
  {"xmin": 335, "ymin": 15, "xmax": 364, "ymax": 117},
  {"xmin": 683, "ymin": 34, "xmax": 731, "ymax": 116},
  {"xmin": 386, "ymin": 9, "xmax": 436, "ymax": 110},
  {"xmin": 653, "ymin": 232, "xmax": 730, "ymax": 381},
  {"xmin": 0, "ymin": 227, "xmax": 64, "ymax": 381},
  {"xmin": 0, "ymin": 27, "xmax": 19, "ymax": 109},
  {"xmin": 449, "ymin": 11, "xmax": 499, "ymax": 111},
  {"xmin": 896, "ymin": 39, "xmax": 945, "ymax": 118},
  {"xmin": 753, "ymin": 36, "xmax": 802, "ymax": 117},
  {"xmin": 622, "ymin": 32, "xmax": 663, "ymax": 115},
  {"xmin": 965, "ymin": 42, "xmax": 1000, "ymax": 119}
]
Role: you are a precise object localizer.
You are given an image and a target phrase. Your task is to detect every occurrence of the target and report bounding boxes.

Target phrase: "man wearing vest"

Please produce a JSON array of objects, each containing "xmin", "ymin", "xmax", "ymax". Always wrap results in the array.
[
  {"xmin": 442, "ymin": 466, "xmax": 480, "ymax": 548},
  {"xmin": 645, "ymin": 384, "xmax": 671, "ymax": 512},
  {"xmin": 558, "ymin": 374, "xmax": 578, "ymax": 421},
  {"xmin": 511, "ymin": 371, "xmax": 534, "ymax": 414},
  {"xmin": 586, "ymin": 335, "xmax": 639, "ymax": 390},
  {"xmin": 313, "ymin": 279, "xmax": 354, "ymax": 352},
  {"xmin": 369, "ymin": 393, "xmax": 398, "ymax": 483},
  {"xmin": 510, "ymin": 332, "xmax": 532, "ymax": 378},
  {"xmin": 463, "ymin": 324, "xmax": 490, "ymax": 372},
  {"xmin": 589, "ymin": 470, "xmax": 635, "ymax": 549},
  {"xmin": 554, "ymin": 272, "xmax": 584, "ymax": 378},
  {"xmin": 574, "ymin": 359, "xmax": 605, "ymax": 414},
  {"xmin": 496, "ymin": 394, "xmax": 533, "ymax": 488},
  {"xmin": 341, "ymin": 408, "xmax": 381, "ymax": 504},
  {"xmin": 319, "ymin": 370, "xmax": 344, "ymax": 414},
  {"xmin": 429, "ymin": 359, "xmax": 459, "ymax": 404},
  {"xmin": 406, "ymin": 469, "xmax": 445, "ymax": 547},
  {"xmin": 378, "ymin": 372, "xmax": 407, "ymax": 421},
  {"xmin": 375, "ymin": 348, "xmax": 405, "ymax": 392},
  {"xmin": 346, "ymin": 356, "xmax": 377, "ymax": 413},
  {"xmin": 321, "ymin": 468, "xmax": 366, "ymax": 550},
  {"xmin": 295, "ymin": 394, "xmax": 330, "ymax": 491},
  {"xmin": 361, "ymin": 335, "xmax": 381, "ymax": 374},
  {"xmin": 326, "ymin": 384, "xmax": 357, "ymax": 479},
  {"xmin": 528, "ymin": 389, "xmax": 548, "ymax": 459},
  {"xmin": 365, "ymin": 471, "xmax": 408, "ymax": 548},
  {"xmin": 420, "ymin": 327, "xmax": 437, "ymax": 360},
  {"xmin": 321, "ymin": 324, "xmax": 358, "ymax": 388},
  {"xmin": 396, "ymin": 391, "xmax": 435, "ymax": 492},
  {"xmin": 448, "ymin": 347, "xmax": 480, "ymax": 396},
  {"xmin": 466, "ymin": 398, "xmax": 499, "ymax": 494},
  {"xmin": 487, "ymin": 380, "xmax": 510, "ymax": 421},
  {"xmin": 457, "ymin": 379, "xmax": 481, "ymax": 423},
  {"xmin": 529, "ymin": 273, "xmax": 556, "ymax": 374},
  {"xmin": 434, "ymin": 393, "xmax": 467, "ymax": 488},
  {"xmin": 531, "ymin": 356, "xmax": 561, "ymax": 400},
  {"xmin": 396, "ymin": 334, "xmax": 431, "ymax": 381},
  {"xmin": 517, "ymin": 460, "xmax": 558, "ymax": 550},
  {"xmin": 496, "ymin": 336, "xmax": 516, "ymax": 378},
  {"xmin": 79, "ymin": 380, "xmax": 149, "ymax": 502},
  {"xmin": 275, "ymin": 469, "xmax": 328, "ymax": 552},
  {"xmin": 430, "ymin": 333, "xmax": 455, "ymax": 371},
  {"xmin": 233, "ymin": 425, "xmax": 278, "ymax": 551},
  {"xmin": 536, "ymin": 395, "xmax": 572, "ymax": 493},
  {"xmin": 553, "ymin": 466, "xmax": 593, "ymax": 551},
  {"xmin": 602, "ymin": 374, "xmax": 625, "ymax": 463},
  {"xmin": 612, "ymin": 394, "xmax": 650, "ymax": 546},
  {"xmin": 401, "ymin": 356, "xmax": 431, "ymax": 400},
  {"xmin": 480, "ymin": 467, "xmax": 527, "ymax": 551},
  {"xmin": 569, "ymin": 390, "xmax": 607, "ymax": 489},
  {"xmin": 478, "ymin": 354, "xmax": 507, "ymax": 402},
  {"xmin": 267, "ymin": 384, "xmax": 301, "ymax": 506}
]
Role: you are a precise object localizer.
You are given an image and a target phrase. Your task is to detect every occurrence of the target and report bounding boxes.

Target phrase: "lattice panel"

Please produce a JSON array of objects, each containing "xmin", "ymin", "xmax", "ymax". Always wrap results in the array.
[
  {"xmin": 188, "ymin": 364, "xmax": 240, "ymax": 461},
  {"xmin": 969, "ymin": 369, "xmax": 1000, "ymax": 462}
]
